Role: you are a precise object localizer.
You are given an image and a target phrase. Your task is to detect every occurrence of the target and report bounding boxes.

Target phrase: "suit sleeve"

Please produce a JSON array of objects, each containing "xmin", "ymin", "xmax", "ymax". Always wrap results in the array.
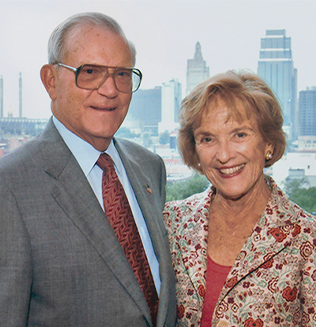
[
  {"xmin": 158, "ymin": 155, "xmax": 167, "ymax": 211},
  {"xmin": 0, "ymin": 183, "xmax": 32, "ymax": 325}
]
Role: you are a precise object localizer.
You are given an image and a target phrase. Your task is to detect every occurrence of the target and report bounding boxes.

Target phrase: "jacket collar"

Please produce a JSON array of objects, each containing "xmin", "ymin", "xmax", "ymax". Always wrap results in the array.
[
  {"xmin": 179, "ymin": 176, "xmax": 300, "ymax": 307},
  {"xmin": 219, "ymin": 176, "xmax": 299, "ymax": 302},
  {"xmin": 38, "ymin": 119, "xmax": 154, "ymax": 324},
  {"xmin": 177, "ymin": 187, "xmax": 213, "ymax": 306}
]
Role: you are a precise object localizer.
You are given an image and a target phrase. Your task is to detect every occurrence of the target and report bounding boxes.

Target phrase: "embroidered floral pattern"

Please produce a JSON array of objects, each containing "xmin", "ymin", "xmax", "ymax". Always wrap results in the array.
[
  {"xmin": 163, "ymin": 176, "xmax": 316, "ymax": 326},
  {"xmin": 244, "ymin": 317, "xmax": 264, "ymax": 327}
]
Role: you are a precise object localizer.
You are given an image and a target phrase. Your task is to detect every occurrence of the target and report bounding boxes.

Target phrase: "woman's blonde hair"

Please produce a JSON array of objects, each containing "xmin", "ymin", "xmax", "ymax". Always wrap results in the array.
[{"xmin": 178, "ymin": 70, "xmax": 286, "ymax": 173}]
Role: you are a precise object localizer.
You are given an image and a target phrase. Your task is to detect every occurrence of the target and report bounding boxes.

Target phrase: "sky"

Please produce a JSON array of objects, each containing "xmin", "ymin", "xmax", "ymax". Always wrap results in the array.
[{"xmin": 1, "ymin": 0, "xmax": 316, "ymax": 119}]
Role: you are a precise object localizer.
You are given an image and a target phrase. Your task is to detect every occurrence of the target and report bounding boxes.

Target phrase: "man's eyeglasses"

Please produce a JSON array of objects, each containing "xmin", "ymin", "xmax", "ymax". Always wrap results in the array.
[{"xmin": 55, "ymin": 63, "xmax": 142, "ymax": 93}]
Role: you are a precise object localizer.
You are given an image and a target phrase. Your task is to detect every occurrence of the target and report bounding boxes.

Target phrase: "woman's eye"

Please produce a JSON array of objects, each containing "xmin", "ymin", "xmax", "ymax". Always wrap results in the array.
[
  {"xmin": 237, "ymin": 132, "xmax": 246, "ymax": 138},
  {"xmin": 197, "ymin": 137, "xmax": 213, "ymax": 145},
  {"xmin": 194, "ymin": 134, "xmax": 215, "ymax": 146}
]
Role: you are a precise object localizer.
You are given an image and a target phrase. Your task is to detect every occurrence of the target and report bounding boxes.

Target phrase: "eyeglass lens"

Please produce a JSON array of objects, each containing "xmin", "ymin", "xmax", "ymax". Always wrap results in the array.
[{"xmin": 77, "ymin": 65, "xmax": 141, "ymax": 93}]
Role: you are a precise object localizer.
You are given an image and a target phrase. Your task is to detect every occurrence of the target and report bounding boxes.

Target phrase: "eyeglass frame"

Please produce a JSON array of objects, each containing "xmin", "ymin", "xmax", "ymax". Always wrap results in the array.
[{"xmin": 53, "ymin": 62, "xmax": 142, "ymax": 93}]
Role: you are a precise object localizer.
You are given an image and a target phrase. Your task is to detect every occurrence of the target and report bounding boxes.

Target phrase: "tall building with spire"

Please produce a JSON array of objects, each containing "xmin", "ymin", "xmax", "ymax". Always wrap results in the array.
[
  {"xmin": 186, "ymin": 42, "xmax": 210, "ymax": 95},
  {"xmin": 257, "ymin": 29, "xmax": 297, "ymax": 140}
]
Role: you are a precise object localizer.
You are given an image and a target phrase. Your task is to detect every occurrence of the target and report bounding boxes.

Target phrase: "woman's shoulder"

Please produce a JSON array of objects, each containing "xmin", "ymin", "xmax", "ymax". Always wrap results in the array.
[
  {"xmin": 265, "ymin": 175, "xmax": 316, "ymax": 246},
  {"xmin": 164, "ymin": 186, "xmax": 212, "ymax": 212},
  {"xmin": 163, "ymin": 187, "xmax": 212, "ymax": 232},
  {"xmin": 267, "ymin": 175, "xmax": 316, "ymax": 222}
]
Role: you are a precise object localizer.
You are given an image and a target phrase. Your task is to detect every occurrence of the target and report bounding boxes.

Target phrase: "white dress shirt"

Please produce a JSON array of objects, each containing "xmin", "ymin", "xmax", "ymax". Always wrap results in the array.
[{"xmin": 53, "ymin": 116, "xmax": 161, "ymax": 295}]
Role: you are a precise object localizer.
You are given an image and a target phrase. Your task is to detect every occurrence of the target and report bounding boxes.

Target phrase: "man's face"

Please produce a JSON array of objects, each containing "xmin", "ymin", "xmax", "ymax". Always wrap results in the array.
[{"xmin": 51, "ymin": 25, "xmax": 133, "ymax": 151}]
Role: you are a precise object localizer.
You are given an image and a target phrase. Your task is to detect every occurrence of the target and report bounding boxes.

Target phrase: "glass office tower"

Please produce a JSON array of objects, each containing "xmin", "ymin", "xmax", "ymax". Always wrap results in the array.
[
  {"xmin": 257, "ymin": 29, "xmax": 297, "ymax": 140},
  {"xmin": 299, "ymin": 87, "xmax": 316, "ymax": 136}
]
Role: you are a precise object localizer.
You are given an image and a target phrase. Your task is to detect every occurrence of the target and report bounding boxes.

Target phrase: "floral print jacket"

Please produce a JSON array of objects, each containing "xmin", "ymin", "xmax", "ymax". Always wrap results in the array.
[{"xmin": 163, "ymin": 176, "xmax": 316, "ymax": 327}]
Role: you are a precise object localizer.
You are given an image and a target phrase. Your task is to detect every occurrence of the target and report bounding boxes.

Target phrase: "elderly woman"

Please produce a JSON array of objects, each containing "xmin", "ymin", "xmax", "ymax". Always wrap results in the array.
[{"xmin": 163, "ymin": 71, "xmax": 316, "ymax": 327}]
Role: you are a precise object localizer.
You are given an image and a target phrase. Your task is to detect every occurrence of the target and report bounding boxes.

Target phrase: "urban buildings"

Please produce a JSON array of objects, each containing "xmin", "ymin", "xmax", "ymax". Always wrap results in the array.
[
  {"xmin": 297, "ymin": 87, "xmax": 316, "ymax": 151},
  {"xmin": 127, "ymin": 78, "xmax": 182, "ymax": 136},
  {"xmin": 127, "ymin": 86, "xmax": 162, "ymax": 135},
  {"xmin": 158, "ymin": 79, "xmax": 182, "ymax": 134},
  {"xmin": 1, "ymin": 35, "xmax": 316, "ymax": 188},
  {"xmin": 257, "ymin": 30, "xmax": 316, "ymax": 187},
  {"xmin": 186, "ymin": 42, "xmax": 210, "ymax": 95},
  {"xmin": 299, "ymin": 87, "xmax": 316, "ymax": 136},
  {"xmin": 257, "ymin": 29, "xmax": 297, "ymax": 141}
]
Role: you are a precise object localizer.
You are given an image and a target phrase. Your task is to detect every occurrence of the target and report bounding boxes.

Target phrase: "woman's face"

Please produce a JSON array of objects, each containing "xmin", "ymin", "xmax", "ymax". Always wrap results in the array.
[{"xmin": 193, "ymin": 99, "xmax": 273, "ymax": 201}]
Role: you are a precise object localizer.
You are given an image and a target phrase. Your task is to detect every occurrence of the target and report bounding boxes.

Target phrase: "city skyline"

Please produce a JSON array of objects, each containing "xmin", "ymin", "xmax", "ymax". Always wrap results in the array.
[{"xmin": 1, "ymin": 0, "xmax": 316, "ymax": 119}]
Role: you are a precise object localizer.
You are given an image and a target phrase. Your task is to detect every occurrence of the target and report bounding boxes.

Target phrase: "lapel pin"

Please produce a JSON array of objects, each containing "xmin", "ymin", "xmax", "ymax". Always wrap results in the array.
[{"xmin": 146, "ymin": 185, "xmax": 153, "ymax": 194}]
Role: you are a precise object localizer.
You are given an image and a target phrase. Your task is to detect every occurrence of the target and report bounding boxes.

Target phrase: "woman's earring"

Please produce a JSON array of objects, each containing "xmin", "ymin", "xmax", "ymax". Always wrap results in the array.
[{"xmin": 265, "ymin": 151, "xmax": 273, "ymax": 160}]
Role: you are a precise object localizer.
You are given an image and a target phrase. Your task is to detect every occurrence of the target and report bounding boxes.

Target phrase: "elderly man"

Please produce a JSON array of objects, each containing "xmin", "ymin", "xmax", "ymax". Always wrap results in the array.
[{"xmin": 0, "ymin": 12, "xmax": 176, "ymax": 327}]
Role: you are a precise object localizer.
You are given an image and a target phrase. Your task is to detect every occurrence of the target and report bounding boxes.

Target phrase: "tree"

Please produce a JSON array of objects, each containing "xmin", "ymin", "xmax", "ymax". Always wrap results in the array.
[
  {"xmin": 291, "ymin": 187, "xmax": 316, "ymax": 214},
  {"xmin": 166, "ymin": 173, "xmax": 210, "ymax": 202},
  {"xmin": 282, "ymin": 177, "xmax": 316, "ymax": 214},
  {"xmin": 282, "ymin": 177, "xmax": 308, "ymax": 198}
]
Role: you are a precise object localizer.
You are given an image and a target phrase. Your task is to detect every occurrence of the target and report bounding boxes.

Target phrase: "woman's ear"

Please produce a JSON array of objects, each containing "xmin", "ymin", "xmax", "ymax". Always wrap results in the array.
[
  {"xmin": 265, "ymin": 143, "xmax": 274, "ymax": 161},
  {"xmin": 40, "ymin": 64, "xmax": 57, "ymax": 100},
  {"xmin": 267, "ymin": 143, "xmax": 274, "ymax": 155}
]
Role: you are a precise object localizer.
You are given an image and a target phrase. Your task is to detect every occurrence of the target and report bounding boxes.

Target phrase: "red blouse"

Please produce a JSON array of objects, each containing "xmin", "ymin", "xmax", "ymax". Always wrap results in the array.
[{"xmin": 201, "ymin": 256, "xmax": 231, "ymax": 326}]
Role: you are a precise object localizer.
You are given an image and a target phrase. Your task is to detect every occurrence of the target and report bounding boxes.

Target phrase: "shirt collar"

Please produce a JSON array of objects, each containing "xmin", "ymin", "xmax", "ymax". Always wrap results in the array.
[
  {"xmin": 53, "ymin": 116, "xmax": 121, "ymax": 177},
  {"xmin": 104, "ymin": 141, "xmax": 123, "ymax": 176}
]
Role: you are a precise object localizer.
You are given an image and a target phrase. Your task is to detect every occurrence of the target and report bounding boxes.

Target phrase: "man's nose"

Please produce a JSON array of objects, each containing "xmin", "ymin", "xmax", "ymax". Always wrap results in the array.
[{"xmin": 97, "ymin": 74, "xmax": 118, "ymax": 98}]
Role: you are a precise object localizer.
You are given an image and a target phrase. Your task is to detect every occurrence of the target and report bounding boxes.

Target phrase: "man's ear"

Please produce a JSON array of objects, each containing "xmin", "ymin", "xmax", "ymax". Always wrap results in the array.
[{"xmin": 40, "ymin": 64, "xmax": 58, "ymax": 100}]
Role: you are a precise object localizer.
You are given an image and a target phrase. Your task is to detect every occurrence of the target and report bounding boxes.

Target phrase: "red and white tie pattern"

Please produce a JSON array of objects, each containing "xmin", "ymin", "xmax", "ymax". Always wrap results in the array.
[{"xmin": 97, "ymin": 153, "xmax": 159, "ymax": 326}]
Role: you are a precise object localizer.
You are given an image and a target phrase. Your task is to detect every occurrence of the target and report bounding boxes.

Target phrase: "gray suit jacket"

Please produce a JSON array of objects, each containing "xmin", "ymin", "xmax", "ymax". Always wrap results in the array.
[{"xmin": 0, "ymin": 118, "xmax": 176, "ymax": 327}]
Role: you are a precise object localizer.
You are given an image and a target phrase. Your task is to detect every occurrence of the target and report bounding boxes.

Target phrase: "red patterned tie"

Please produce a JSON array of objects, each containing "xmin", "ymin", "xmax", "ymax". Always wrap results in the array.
[{"xmin": 97, "ymin": 153, "xmax": 159, "ymax": 326}]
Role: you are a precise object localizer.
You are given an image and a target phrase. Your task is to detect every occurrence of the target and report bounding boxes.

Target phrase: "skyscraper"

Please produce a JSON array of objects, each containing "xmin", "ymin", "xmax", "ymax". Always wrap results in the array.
[
  {"xmin": 128, "ymin": 87, "xmax": 162, "ymax": 135},
  {"xmin": 158, "ymin": 79, "xmax": 182, "ymax": 134},
  {"xmin": 257, "ymin": 29, "xmax": 297, "ymax": 140},
  {"xmin": 186, "ymin": 42, "xmax": 210, "ymax": 95},
  {"xmin": 297, "ymin": 87, "xmax": 316, "ymax": 151},
  {"xmin": 299, "ymin": 87, "xmax": 316, "ymax": 136}
]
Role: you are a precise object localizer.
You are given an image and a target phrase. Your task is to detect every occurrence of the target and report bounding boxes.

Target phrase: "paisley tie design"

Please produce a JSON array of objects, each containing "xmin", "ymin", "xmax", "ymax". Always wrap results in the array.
[{"xmin": 97, "ymin": 153, "xmax": 159, "ymax": 326}]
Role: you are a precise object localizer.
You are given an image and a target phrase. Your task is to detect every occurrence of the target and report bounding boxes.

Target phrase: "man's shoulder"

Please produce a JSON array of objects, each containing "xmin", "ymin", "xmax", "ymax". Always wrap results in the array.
[
  {"xmin": 0, "ymin": 137, "xmax": 41, "ymax": 168},
  {"xmin": 114, "ymin": 138, "xmax": 161, "ymax": 160},
  {"xmin": 0, "ymin": 119, "xmax": 64, "ymax": 174}
]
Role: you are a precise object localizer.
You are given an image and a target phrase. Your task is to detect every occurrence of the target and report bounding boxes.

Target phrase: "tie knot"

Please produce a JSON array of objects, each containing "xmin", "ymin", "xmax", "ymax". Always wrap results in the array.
[{"xmin": 96, "ymin": 153, "xmax": 115, "ymax": 173}]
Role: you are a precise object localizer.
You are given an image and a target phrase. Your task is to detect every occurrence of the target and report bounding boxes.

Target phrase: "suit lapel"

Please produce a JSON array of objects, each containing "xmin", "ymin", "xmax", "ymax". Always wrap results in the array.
[
  {"xmin": 115, "ymin": 139, "xmax": 173, "ymax": 325},
  {"xmin": 114, "ymin": 139, "xmax": 165, "ymax": 259},
  {"xmin": 39, "ymin": 120, "xmax": 151, "ymax": 322}
]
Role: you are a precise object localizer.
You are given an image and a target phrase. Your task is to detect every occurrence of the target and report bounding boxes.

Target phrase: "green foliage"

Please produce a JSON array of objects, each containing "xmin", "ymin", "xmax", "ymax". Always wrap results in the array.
[
  {"xmin": 282, "ymin": 177, "xmax": 308, "ymax": 197},
  {"xmin": 166, "ymin": 175, "xmax": 316, "ymax": 214},
  {"xmin": 282, "ymin": 177, "xmax": 316, "ymax": 215},
  {"xmin": 166, "ymin": 173, "xmax": 210, "ymax": 202}
]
